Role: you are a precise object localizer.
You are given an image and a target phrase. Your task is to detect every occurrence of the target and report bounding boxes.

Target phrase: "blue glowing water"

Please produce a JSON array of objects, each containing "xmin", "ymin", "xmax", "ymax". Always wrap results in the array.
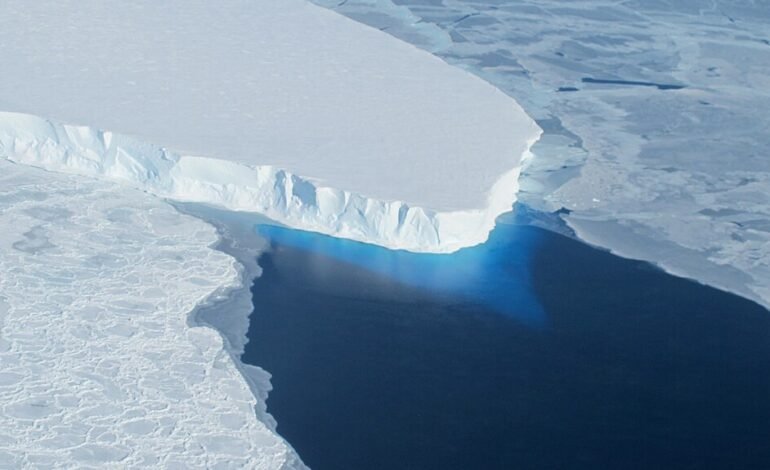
[
  {"xmin": 244, "ymin": 210, "xmax": 770, "ymax": 470},
  {"xmin": 256, "ymin": 210, "xmax": 546, "ymax": 326}
]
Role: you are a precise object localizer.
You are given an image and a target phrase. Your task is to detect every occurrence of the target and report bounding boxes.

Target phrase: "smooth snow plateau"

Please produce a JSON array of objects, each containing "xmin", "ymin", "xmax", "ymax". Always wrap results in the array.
[{"xmin": 0, "ymin": 0, "xmax": 540, "ymax": 253}]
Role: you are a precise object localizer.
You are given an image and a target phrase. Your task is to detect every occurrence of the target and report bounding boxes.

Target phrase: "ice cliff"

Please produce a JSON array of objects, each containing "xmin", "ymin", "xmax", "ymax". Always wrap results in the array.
[
  {"xmin": 0, "ymin": 0, "xmax": 540, "ymax": 253},
  {"xmin": 0, "ymin": 111, "xmax": 538, "ymax": 253}
]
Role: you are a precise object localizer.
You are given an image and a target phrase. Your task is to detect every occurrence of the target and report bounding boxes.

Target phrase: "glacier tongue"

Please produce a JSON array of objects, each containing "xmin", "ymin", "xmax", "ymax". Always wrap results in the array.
[
  {"xmin": 0, "ymin": 0, "xmax": 540, "ymax": 252},
  {"xmin": 0, "ymin": 111, "xmax": 537, "ymax": 253}
]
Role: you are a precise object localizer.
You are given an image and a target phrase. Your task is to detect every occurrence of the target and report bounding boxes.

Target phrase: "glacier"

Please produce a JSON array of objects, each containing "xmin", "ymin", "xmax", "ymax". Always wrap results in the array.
[{"xmin": 0, "ymin": 0, "xmax": 540, "ymax": 253}]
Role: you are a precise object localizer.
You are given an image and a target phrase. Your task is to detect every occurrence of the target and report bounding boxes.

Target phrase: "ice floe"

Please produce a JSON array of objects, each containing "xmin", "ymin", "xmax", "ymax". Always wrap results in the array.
[{"xmin": 0, "ymin": 161, "xmax": 303, "ymax": 468}]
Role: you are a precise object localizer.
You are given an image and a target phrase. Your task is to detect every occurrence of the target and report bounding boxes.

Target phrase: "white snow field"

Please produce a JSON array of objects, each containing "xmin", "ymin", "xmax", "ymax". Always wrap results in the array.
[
  {"xmin": 0, "ymin": 160, "xmax": 303, "ymax": 468},
  {"xmin": 313, "ymin": 0, "xmax": 770, "ymax": 309},
  {"xmin": 0, "ymin": 0, "xmax": 540, "ymax": 253}
]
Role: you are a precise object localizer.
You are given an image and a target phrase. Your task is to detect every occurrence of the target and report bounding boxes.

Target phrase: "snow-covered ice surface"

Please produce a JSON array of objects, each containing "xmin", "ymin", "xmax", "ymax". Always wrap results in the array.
[
  {"xmin": 0, "ymin": 0, "xmax": 540, "ymax": 253},
  {"xmin": 311, "ymin": 0, "xmax": 770, "ymax": 308},
  {"xmin": 0, "ymin": 160, "xmax": 303, "ymax": 468}
]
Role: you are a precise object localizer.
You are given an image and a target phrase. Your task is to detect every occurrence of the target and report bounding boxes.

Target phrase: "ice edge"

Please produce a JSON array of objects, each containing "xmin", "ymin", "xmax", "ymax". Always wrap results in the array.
[
  {"xmin": 182, "ymin": 206, "xmax": 307, "ymax": 469},
  {"xmin": 0, "ymin": 111, "xmax": 541, "ymax": 254}
]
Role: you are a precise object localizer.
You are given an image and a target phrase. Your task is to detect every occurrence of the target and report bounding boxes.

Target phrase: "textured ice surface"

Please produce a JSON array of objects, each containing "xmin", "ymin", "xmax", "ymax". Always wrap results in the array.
[
  {"xmin": 173, "ymin": 203, "xmax": 286, "ymax": 434},
  {"xmin": 0, "ymin": 111, "xmax": 533, "ymax": 253},
  {"xmin": 0, "ymin": 0, "xmax": 540, "ymax": 253},
  {"xmin": 312, "ymin": 0, "xmax": 770, "ymax": 308},
  {"xmin": 0, "ymin": 160, "xmax": 303, "ymax": 468}
]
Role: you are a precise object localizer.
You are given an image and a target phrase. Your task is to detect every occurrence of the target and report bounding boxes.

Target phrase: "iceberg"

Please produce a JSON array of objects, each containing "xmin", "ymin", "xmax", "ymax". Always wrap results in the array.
[{"xmin": 0, "ymin": 0, "xmax": 540, "ymax": 253}]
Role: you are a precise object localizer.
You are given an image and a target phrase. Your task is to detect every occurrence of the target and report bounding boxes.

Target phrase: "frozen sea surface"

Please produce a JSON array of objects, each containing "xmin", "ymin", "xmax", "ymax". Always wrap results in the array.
[
  {"xmin": 0, "ymin": 161, "xmax": 303, "ymax": 468},
  {"xmin": 311, "ymin": 0, "xmax": 770, "ymax": 306}
]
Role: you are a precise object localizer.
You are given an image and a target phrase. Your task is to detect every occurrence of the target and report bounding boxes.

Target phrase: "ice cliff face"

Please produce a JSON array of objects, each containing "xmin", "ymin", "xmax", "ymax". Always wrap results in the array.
[
  {"xmin": 0, "ymin": 0, "xmax": 541, "ymax": 254},
  {"xmin": 0, "ymin": 112, "xmax": 539, "ymax": 253}
]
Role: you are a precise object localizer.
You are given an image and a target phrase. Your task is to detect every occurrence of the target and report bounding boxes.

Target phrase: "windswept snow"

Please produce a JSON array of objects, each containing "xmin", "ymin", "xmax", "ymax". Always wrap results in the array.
[
  {"xmin": 0, "ymin": 160, "xmax": 303, "ymax": 468},
  {"xmin": 0, "ymin": 0, "xmax": 540, "ymax": 253}
]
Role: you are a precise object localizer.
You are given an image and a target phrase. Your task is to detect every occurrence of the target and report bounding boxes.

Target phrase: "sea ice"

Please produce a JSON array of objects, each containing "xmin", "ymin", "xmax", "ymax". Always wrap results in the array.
[
  {"xmin": 0, "ymin": 161, "xmax": 304, "ymax": 468},
  {"xmin": 314, "ymin": 0, "xmax": 770, "ymax": 308}
]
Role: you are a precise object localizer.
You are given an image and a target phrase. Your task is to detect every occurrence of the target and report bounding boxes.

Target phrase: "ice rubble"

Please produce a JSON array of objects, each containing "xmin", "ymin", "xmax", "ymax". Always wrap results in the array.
[
  {"xmin": 0, "ymin": 0, "xmax": 540, "ymax": 253},
  {"xmin": 0, "ymin": 160, "xmax": 304, "ymax": 468}
]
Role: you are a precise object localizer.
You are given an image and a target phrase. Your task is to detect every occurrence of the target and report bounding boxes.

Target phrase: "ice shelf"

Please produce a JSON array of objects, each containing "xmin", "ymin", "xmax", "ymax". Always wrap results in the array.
[{"xmin": 0, "ymin": 0, "xmax": 540, "ymax": 253}]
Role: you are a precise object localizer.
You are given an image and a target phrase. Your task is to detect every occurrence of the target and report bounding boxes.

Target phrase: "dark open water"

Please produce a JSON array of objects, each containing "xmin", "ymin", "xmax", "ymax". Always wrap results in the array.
[{"xmin": 242, "ymin": 213, "xmax": 770, "ymax": 470}]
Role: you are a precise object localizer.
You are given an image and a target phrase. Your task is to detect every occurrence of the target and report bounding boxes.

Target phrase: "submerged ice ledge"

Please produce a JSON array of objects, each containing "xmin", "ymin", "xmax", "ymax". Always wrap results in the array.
[{"xmin": 0, "ymin": 112, "xmax": 539, "ymax": 253}]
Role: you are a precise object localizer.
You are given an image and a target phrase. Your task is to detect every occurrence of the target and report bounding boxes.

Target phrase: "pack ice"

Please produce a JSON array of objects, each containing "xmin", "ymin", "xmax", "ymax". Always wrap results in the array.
[
  {"xmin": 0, "ymin": 0, "xmax": 540, "ymax": 253},
  {"xmin": 0, "ymin": 160, "xmax": 304, "ymax": 468}
]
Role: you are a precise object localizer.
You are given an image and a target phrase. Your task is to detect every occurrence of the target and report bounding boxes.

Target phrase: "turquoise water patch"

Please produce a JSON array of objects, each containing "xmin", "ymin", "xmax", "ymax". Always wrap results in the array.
[
  {"xmin": 256, "ymin": 211, "xmax": 546, "ymax": 326},
  {"xmin": 245, "ymin": 210, "xmax": 770, "ymax": 470}
]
